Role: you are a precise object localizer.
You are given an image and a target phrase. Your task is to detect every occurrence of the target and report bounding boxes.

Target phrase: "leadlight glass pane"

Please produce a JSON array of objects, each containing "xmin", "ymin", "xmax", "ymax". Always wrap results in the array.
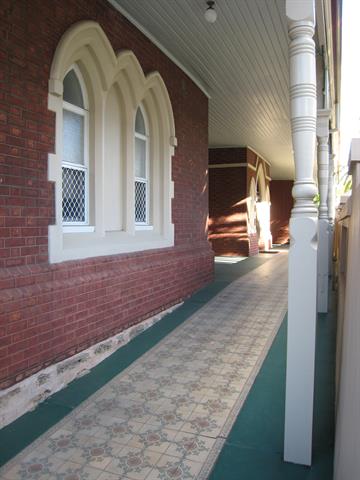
[
  {"xmin": 63, "ymin": 69, "xmax": 84, "ymax": 108},
  {"xmin": 63, "ymin": 109, "xmax": 84, "ymax": 165},
  {"xmin": 135, "ymin": 108, "xmax": 146, "ymax": 135},
  {"xmin": 135, "ymin": 181, "xmax": 147, "ymax": 223},
  {"xmin": 135, "ymin": 137, "xmax": 146, "ymax": 178},
  {"xmin": 62, "ymin": 167, "xmax": 86, "ymax": 223}
]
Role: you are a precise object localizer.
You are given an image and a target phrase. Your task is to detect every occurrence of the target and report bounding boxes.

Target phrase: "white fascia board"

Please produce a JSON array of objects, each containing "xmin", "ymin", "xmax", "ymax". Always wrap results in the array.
[
  {"xmin": 316, "ymin": 0, "xmax": 336, "ymax": 115},
  {"xmin": 323, "ymin": 0, "xmax": 337, "ymax": 112}
]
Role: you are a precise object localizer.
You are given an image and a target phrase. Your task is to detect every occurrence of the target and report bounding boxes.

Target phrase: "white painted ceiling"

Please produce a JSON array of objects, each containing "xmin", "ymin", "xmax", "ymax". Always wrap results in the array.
[{"xmin": 111, "ymin": 0, "xmax": 294, "ymax": 179}]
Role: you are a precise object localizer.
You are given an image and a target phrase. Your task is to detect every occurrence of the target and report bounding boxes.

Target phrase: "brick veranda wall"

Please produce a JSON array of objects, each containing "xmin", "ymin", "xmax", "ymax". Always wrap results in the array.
[
  {"xmin": 0, "ymin": 0, "xmax": 213, "ymax": 387},
  {"xmin": 208, "ymin": 147, "xmax": 270, "ymax": 256},
  {"xmin": 270, "ymin": 180, "xmax": 293, "ymax": 244},
  {"xmin": 208, "ymin": 148, "xmax": 249, "ymax": 256}
]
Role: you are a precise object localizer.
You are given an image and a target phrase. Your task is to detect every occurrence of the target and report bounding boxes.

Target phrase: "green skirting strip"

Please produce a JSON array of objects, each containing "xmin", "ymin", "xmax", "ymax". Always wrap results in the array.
[{"xmin": 0, "ymin": 255, "xmax": 270, "ymax": 467}]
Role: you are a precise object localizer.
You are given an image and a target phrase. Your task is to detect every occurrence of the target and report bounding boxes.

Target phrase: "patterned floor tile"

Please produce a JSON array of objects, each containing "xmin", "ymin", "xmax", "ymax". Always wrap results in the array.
[
  {"xmin": 146, "ymin": 412, "xmax": 185, "ymax": 431},
  {"xmin": 1, "ymin": 454, "xmax": 64, "ymax": 480},
  {"xmin": 93, "ymin": 416, "xmax": 135, "ymax": 444},
  {"xmin": 54, "ymin": 461, "xmax": 103, "ymax": 480},
  {"xmin": 96, "ymin": 472, "xmax": 120, "ymax": 480},
  {"xmin": 0, "ymin": 253, "xmax": 288, "ymax": 480},
  {"xmin": 165, "ymin": 432, "xmax": 216, "ymax": 463},
  {"xmin": 41, "ymin": 430, "xmax": 89, "ymax": 461},
  {"xmin": 147, "ymin": 454, "xmax": 203, "ymax": 480},
  {"xmin": 65, "ymin": 437, "xmax": 122, "ymax": 470},
  {"xmin": 127, "ymin": 426, "xmax": 177, "ymax": 453},
  {"xmin": 180, "ymin": 415, "xmax": 223, "ymax": 438},
  {"xmin": 105, "ymin": 445, "xmax": 161, "ymax": 480}
]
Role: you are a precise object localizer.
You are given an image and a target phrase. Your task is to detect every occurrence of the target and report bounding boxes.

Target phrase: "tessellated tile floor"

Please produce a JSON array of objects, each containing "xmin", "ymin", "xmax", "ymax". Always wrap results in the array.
[{"xmin": 0, "ymin": 253, "xmax": 288, "ymax": 480}]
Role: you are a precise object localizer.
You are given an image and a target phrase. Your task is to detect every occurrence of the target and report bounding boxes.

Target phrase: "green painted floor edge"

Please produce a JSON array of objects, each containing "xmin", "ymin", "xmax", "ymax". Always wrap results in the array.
[
  {"xmin": 209, "ymin": 295, "xmax": 336, "ymax": 479},
  {"xmin": 0, "ymin": 255, "xmax": 271, "ymax": 467}
]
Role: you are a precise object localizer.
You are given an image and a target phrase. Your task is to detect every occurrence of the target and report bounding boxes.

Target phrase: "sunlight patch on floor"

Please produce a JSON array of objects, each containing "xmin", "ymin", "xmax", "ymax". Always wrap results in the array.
[{"xmin": 214, "ymin": 256, "xmax": 247, "ymax": 264}]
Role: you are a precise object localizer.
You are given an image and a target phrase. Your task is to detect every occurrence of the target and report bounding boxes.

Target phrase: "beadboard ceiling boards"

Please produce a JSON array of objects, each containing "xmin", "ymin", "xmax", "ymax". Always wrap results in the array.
[{"xmin": 112, "ymin": 0, "xmax": 294, "ymax": 179}]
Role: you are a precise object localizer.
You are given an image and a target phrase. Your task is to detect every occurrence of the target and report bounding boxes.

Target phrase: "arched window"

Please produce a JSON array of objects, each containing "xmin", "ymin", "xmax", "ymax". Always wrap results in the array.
[
  {"xmin": 62, "ymin": 66, "xmax": 89, "ymax": 225},
  {"xmin": 134, "ymin": 106, "xmax": 149, "ymax": 225},
  {"xmin": 48, "ymin": 22, "xmax": 176, "ymax": 262}
]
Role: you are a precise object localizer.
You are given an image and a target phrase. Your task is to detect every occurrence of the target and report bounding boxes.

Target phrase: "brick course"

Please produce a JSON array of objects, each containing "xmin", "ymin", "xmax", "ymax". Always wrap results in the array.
[
  {"xmin": 0, "ymin": 0, "xmax": 213, "ymax": 386},
  {"xmin": 270, "ymin": 180, "xmax": 293, "ymax": 244}
]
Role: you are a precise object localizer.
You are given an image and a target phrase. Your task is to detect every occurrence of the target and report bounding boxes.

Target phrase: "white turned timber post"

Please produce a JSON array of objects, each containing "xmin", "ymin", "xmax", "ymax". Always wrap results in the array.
[
  {"xmin": 328, "ymin": 153, "xmax": 336, "ymax": 225},
  {"xmin": 284, "ymin": 0, "xmax": 318, "ymax": 466},
  {"xmin": 328, "ymin": 153, "xmax": 335, "ymax": 272},
  {"xmin": 317, "ymin": 110, "xmax": 331, "ymax": 313}
]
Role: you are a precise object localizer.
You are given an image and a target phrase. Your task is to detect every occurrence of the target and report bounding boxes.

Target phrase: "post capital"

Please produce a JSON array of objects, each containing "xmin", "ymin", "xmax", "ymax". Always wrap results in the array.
[
  {"xmin": 286, "ymin": 0, "xmax": 315, "ymax": 24},
  {"xmin": 317, "ymin": 109, "xmax": 331, "ymax": 138}
]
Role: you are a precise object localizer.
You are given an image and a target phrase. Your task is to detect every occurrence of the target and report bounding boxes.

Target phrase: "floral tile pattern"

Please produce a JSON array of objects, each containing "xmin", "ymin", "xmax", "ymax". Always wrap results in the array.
[{"xmin": 0, "ymin": 253, "xmax": 288, "ymax": 480}]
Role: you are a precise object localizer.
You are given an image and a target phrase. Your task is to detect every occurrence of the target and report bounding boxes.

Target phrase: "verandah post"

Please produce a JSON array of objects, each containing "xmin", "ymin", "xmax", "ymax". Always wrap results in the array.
[
  {"xmin": 317, "ymin": 109, "xmax": 331, "ymax": 312},
  {"xmin": 284, "ymin": 0, "xmax": 318, "ymax": 466}
]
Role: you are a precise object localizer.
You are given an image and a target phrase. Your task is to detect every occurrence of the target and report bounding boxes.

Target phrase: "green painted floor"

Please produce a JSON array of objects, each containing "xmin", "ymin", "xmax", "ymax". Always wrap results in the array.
[
  {"xmin": 0, "ymin": 254, "xmax": 336, "ymax": 480},
  {"xmin": 209, "ymin": 301, "xmax": 336, "ymax": 479}
]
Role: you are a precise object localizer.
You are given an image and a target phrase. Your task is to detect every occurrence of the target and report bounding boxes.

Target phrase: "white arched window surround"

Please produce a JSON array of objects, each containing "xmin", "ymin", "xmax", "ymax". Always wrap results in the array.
[
  {"xmin": 62, "ymin": 64, "xmax": 90, "ymax": 228},
  {"xmin": 47, "ymin": 21, "xmax": 177, "ymax": 263}
]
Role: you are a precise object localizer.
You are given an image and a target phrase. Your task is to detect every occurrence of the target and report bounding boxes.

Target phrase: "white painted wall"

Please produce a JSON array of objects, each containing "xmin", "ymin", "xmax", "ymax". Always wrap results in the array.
[
  {"xmin": 334, "ymin": 139, "xmax": 360, "ymax": 479},
  {"xmin": 104, "ymin": 85, "xmax": 123, "ymax": 232}
]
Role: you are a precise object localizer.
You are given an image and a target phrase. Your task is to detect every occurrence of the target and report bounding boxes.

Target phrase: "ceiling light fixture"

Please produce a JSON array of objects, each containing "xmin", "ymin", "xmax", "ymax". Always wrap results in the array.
[{"xmin": 205, "ymin": 1, "xmax": 217, "ymax": 23}]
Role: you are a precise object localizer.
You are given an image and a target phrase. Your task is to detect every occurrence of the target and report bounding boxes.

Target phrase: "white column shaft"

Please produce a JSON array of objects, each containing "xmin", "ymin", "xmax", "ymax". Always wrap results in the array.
[
  {"xmin": 318, "ymin": 136, "xmax": 329, "ymax": 220},
  {"xmin": 328, "ymin": 154, "xmax": 335, "ymax": 271},
  {"xmin": 328, "ymin": 154, "xmax": 335, "ymax": 225},
  {"xmin": 284, "ymin": 0, "xmax": 318, "ymax": 467},
  {"xmin": 317, "ymin": 131, "xmax": 330, "ymax": 313}
]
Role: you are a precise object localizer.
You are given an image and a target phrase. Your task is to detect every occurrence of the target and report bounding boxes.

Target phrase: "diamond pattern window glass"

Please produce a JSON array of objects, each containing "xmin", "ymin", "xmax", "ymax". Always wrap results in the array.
[
  {"xmin": 135, "ymin": 181, "xmax": 147, "ymax": 223},
  {"xmin": 62, "ymin": 167, "xmax": 86, "ymax": 223}
]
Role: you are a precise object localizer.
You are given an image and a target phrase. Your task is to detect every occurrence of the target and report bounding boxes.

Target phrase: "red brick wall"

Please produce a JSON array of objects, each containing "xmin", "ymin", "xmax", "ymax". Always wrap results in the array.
[
  {"xmin": 0, "ymin": 0, "xmax": 213, "ymax": 387},
  {"xmin": 208, "ymin": 148, "xmax": 250, "ymax": 256},
  {"xmin": 248, "ymin": 233, "xmax": 259, "ymax": 256},
  {"xmin": 208, "ymin": 147, "xmax": 272, "ymax": 257},
  {"xmin": 209, "ymin": 148, "xmax": 247, "ymax": 166},
  {"xmin": 270, "ymin": 180, "xmax": 293, "ymax": 244}
]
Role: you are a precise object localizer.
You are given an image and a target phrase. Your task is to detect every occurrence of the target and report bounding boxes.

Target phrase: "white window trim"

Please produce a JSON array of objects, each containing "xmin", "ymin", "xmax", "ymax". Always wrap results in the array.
[
  {"xmin": 135, "ymin": 225, "xmax": 154, "ymax": 231},
  {"xmin": 134, "ymin": 108, "xmax": 150, "ymax": 226},
  {"xmin": 63, "ymin": 226, "xmax": 95, "ymax": 233},
  {"xmin": 48, "ymin": 22, "xmax": 176, "ymax": 263},
  {"xmin": 62, "ymin": 68, "xmax": 90, "ymax": 227}
]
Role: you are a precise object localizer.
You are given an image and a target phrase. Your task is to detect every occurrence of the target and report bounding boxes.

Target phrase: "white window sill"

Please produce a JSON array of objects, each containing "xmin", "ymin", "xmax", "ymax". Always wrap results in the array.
[
  {"xmin": 135, "ymin": 225, "xmax": 153, "ymax": 231},
  {"xmin": 49, "ymin": 223, "xmax": 174, "ymax": 263},
  {"xmin": 63, "ymin": 225, "xmax": 95, "ymax": 233}
]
